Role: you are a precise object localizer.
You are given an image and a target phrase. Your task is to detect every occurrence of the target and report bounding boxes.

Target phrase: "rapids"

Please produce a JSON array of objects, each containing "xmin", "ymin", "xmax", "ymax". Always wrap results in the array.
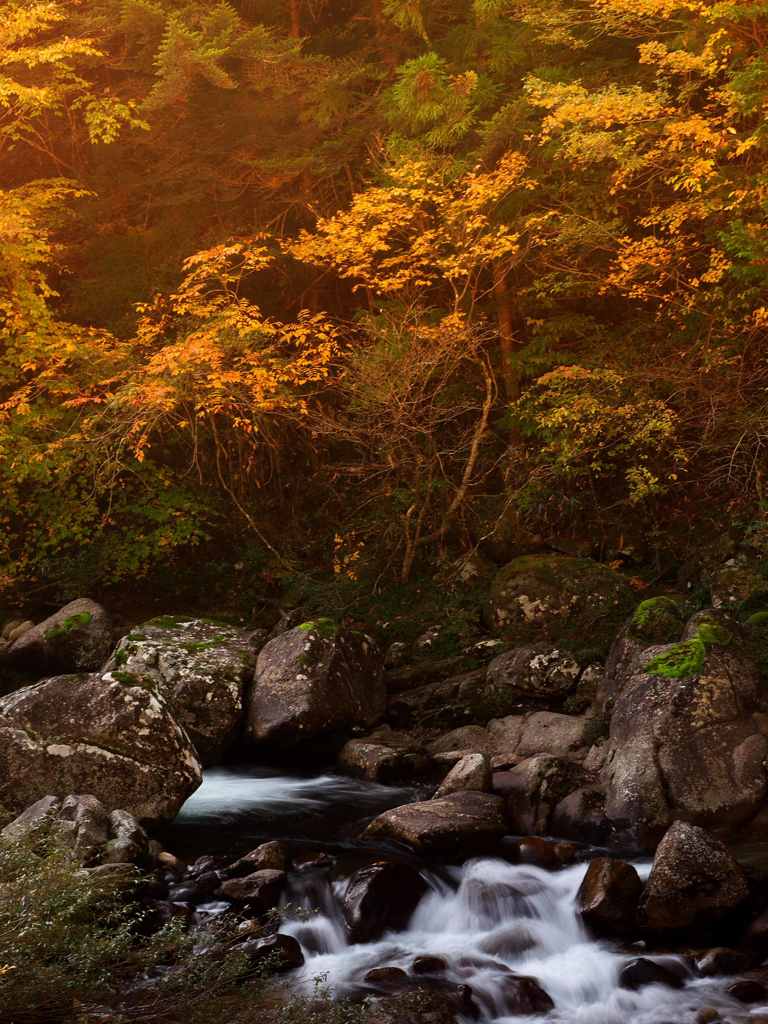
[{"xmin": 169, "ymin": 768, "xmax": 766, "ymax": 1024}]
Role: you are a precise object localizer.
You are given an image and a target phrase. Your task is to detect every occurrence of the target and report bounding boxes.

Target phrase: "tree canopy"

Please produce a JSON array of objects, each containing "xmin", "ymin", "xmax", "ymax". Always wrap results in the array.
[{"xmin": 1, "ymin": 0, "xmax": 766, "ymax": 602}]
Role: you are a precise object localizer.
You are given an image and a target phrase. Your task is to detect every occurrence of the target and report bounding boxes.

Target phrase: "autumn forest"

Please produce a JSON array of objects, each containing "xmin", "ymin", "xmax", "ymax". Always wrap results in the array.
[{"xmin": 2, "ymin": 0, "xmax": 767, "ymax": 614}]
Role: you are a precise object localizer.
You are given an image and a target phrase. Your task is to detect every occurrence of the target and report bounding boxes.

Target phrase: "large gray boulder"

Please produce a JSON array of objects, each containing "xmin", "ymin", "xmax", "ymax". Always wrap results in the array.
[
  {"xmin": 602, "ymin": 633, "xmax": 768, "ymax": 847},
  {"xmin": 0, "ymin": 672, "xmax": 201, "ymax": 822},
  {"xmin": 104, "ymin": 617, "xmax": 255, "ymax": 764},
  {"xmin": 487, "ymin": 555, "xmax": 634, "ymax": 658},
  {"xmin": 640, "ymin": 821, "xmax": 748, "ymax": 933},
  {"xmin": 365, "ymin": 791, "xmax": 506, "ymax": 855},
  {"xmin": 248, "ymin": 622, "xmax": 385, "ymax": 747},
  {"xmin": 7, "ymin": 599, "xmax": 113, "ymax": 675}
]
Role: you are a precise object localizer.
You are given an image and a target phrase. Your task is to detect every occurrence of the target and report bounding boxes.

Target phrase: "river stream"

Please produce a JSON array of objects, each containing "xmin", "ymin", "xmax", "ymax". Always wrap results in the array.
[{"xmin": 164, "ymin": 767, "xmax": 766, "ymax": 1024}]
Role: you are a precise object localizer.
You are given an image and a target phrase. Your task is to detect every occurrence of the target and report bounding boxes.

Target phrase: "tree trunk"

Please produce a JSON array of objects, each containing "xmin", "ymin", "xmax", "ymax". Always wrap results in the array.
[
  {"xmin": 289, "ymin": 0, "xmax": 301, "ymax": 38},
  {"xmin": 493, "ymin": 263, "xmax": 520, "ymax": 403},
  {"xmin": 372, "ymin": 0, "xmax": 398, "ymax": 67}
]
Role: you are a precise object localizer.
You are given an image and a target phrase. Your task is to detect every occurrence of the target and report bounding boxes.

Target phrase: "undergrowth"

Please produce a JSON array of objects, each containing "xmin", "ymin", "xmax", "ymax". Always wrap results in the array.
[{"xmin": 0, "ymin": 835, "xmax": 368, "ymax": 1024}]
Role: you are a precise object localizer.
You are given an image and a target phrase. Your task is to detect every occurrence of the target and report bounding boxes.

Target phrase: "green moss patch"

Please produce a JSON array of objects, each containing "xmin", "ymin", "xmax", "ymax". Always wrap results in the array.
[
  {"xmin": 298, "ymin": 618, "xmax": 338, "ymax": 640},
  {"xmin": 145, "ymin": 615, "xmax": 188, "ymax": 630},
  {"xmin": 182, "ymin": 635, "xmax": 229, "ymax": 654},
  {"xmin": 630, "ymin": 596, "xmax": 685, "ymax": 643},
  {"xmin": 44, "ymin": 612, "xmax": 93, "ymax": 641},
  {"xmin": 645, "ymin": 621, "xmax": 732, "ymax": 679}
]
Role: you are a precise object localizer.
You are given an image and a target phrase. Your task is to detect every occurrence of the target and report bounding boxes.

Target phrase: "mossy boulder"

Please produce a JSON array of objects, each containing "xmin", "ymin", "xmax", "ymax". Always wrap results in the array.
[
  {"xmin": 247, "ymin": 624, "xmax": 385, "ymax": 747},
  {"xmin": 630, "ymin": 596, "xmax": 687, "ymax": 644},
  {"xmin": 6, "ymin": 599, "xmax": 113, "ymax": 676},
  {"xmin": 103, "ymin": 618, "xmax": 256, "ymax": 765},
  {"xmin": 487, "ymin": 556, "xmax": 634, "ymax": 659},
  {"xmin": 602, "ymin": 618, "xmax": 768, "ymax": 848},
  {"xmin": 0, "ymin": 672, "xmax": 201, "ymax": 822},
  {"xmin": 598, "ymin": 597, "xmax": 687, "ymax": 715}
]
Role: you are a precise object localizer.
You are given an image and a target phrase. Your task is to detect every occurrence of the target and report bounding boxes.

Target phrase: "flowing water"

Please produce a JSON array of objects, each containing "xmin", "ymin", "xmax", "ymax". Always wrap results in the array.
[{"xmin": 168, "ymin": 768, "xmax": 766, "ymax": 1024}]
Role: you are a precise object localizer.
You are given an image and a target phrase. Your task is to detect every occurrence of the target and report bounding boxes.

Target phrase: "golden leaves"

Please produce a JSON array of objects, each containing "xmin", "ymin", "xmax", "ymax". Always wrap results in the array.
[
  {"xmin": 117, "ymin": 238, "xmax": 340, "ymax": 460},
  {"xmin": 288, "ymin": 152, "xmax": 532, "ymax": 300}
]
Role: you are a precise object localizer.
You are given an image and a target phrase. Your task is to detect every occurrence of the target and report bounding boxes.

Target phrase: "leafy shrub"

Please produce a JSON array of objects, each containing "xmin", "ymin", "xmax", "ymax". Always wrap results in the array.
[{"xmin": 0, "ymin": 834, "xmax": 369, "ymax": 1024}]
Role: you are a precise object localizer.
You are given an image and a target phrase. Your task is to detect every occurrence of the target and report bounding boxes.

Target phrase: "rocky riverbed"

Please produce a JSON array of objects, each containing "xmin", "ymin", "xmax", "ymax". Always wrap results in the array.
[{"xmin": 4, "ymin": 552, "xmax": 768, "ymax": 1022}]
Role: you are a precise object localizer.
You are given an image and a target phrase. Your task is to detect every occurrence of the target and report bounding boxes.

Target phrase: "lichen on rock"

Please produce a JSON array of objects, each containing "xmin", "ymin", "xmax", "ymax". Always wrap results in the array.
[{"xmin": 103, "ymin": 618, "xmax": 256, "ymax": 764}]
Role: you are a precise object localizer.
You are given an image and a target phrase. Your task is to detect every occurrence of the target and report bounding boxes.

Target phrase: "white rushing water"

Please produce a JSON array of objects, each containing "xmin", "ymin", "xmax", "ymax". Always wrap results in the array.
[
  {"xmin": 174, "ymin": 766, "xmax": 410, "ymax": 823},
  {"xmin": 283, "ymin": 858, "xmax": 757, "ymax": 1024},
  {"xmin": 173, "ymin": 770, "xmax": 763, "ymax": 1023}
]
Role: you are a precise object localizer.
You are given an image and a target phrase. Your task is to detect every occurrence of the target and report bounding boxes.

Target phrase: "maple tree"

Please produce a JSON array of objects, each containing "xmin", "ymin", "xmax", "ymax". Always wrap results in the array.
[{"xmin": 0, "ymin": 0, "xmax": 766, "ymax": 601}]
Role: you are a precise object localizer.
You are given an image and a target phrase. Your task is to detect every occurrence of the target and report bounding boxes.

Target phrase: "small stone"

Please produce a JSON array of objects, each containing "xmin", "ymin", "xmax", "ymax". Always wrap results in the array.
[
  {"xmin": 516, "ymin": 836, "xmax": 576, "ymax": 870},
  {"xmin": 434, "ymin": 753, "xmax": 491, "ymax": 797},
  {"xmin": 239, "ymin": 933, "xmax": 304, "ymax": 972},
  {"xmin": 411, "ymin": 956, "xmax": 447, "ymax": 975},
  {"xmin": 727, "ymin": 978, "xmax": 768, "ymax": 1004},
  {"xmin": 156, "ymin": 850, "xmax": 184, "ymax": 874},
  {"xmin": 216, "ymin": 869, "xmax": 286, "ymax": 914},
  {"xmin": 695, "ymin": 1009, "xmax": 721, "ymax": 1024},
  {"xmin": 497, "ymin": 975, "xmax": 555, "ymax": 1015},
  {"xmin": 696, "ymin": 948, "xmax": 749, "ymax": 977},
  {"xmin": 365, "ymin": 967, "xmax": 409, "ymax": 990},
  {"xmin": 225, "ymin": 841, "xmax": 286, "ymax": 876},
  {"xmin": 619, "ymin": 958, "xmax": 684, "ymax": 991}
]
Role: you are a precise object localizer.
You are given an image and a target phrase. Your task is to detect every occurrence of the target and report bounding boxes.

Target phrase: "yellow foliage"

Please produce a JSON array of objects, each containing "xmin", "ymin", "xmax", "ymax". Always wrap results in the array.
[
  {"xmin": 288, "ymin": 153, "xmax": 533, "ymax": 302},
  {"xmin": 117, "ymin": 241, "xmax": 340, "ymax": 460}
]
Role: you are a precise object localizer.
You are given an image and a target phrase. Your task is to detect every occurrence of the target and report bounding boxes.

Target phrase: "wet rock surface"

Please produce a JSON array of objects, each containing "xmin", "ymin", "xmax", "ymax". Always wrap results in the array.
[
  {"xmin": 343, "ymin": 860, "xmax": 429, "ymax": 943},
  {"xmin": 577, "ymin": 857, "xmax": 642, "ymax": 937},
  {"xmin": 640, "ymin": 821, "xmax": 749, "ymax": 934},
  {"xmin": 364, "ymin": 791, "xmax": 507, "ymax": 855}
]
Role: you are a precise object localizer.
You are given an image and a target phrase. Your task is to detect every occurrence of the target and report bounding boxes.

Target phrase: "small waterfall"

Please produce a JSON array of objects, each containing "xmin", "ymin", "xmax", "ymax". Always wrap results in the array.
[
  {"xmin": 283, "ymin": 857, "xmax": 754, "ymax": 1024},
  {"xmin": 169, "ymin": 768, "xmax": 763, "ymax": 1024}
]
